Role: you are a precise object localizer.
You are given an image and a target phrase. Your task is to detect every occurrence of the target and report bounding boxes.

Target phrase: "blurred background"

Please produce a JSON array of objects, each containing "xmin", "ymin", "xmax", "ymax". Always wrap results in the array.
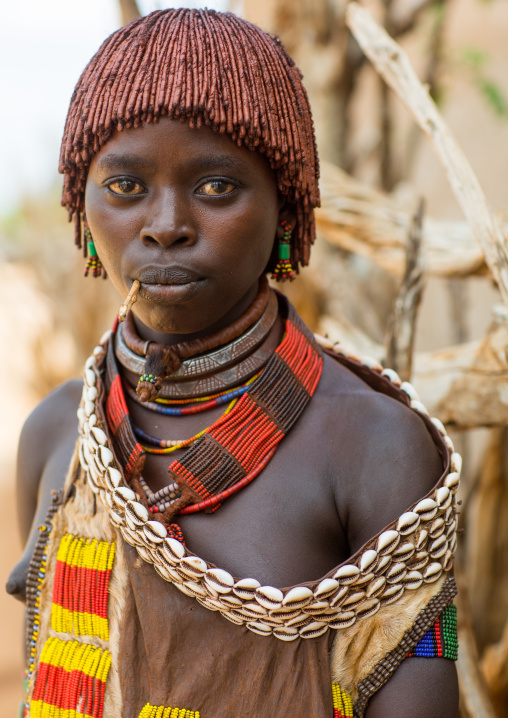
[{"xmin": 1, "ymin": 0, "xmax": 508, "ymax": 715}]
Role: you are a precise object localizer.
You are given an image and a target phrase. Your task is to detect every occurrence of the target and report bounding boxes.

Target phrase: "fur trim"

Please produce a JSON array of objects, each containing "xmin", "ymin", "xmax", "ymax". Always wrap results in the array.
[{"xmin": 330, "ymin": 573, "xmax": 450, "ymax": 699}]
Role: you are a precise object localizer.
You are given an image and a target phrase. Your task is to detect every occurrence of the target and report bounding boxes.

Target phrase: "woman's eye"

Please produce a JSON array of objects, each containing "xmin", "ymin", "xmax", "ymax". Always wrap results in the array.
[
  {"xmin": 198, "ymin": 180, "xmax": 235, "ymax": 196},
  {"xmin": 108, "ymin": 179, "xmax": 144, "ymax": 195}
]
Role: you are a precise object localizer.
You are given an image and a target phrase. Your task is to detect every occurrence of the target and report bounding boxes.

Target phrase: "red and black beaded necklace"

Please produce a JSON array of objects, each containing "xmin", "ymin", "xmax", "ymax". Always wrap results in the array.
[{"xmin": 104, "ymin": 297, "xmax": 323, "ymax": 527}]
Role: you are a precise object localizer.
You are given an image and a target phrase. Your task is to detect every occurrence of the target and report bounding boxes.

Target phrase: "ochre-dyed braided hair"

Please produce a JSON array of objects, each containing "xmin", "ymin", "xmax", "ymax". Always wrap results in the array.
[{"xmin": 59, "ymin": 8, "xmax": 320, "ymax": 271}]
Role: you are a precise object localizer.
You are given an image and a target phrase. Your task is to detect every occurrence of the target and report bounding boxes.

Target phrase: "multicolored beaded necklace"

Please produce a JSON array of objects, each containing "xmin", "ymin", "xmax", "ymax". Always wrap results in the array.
[{"xmin": 106, "ymin": 296, "xmax": 323, "ymax": 527}]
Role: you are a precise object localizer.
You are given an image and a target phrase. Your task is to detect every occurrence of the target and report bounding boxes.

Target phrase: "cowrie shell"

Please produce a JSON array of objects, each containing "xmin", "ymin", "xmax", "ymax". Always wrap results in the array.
[
  {"xmin": 88, "ymin": 414, "xmax": 97, "ymax": 427},
  {"xmin": 269, "ymin": 607, "xmax": 301, "ymax": 621},
  {"xmin": 376, "ymin": 555, "xmax": 392, "ymax": 573},
  {"xmin": 299, "ymin": 621, "xmax": 328, "ymax": 639},
  {"xmin": 400, "ymin": 381, "xmax": 419, "ymax": 402},
  {"xmin": 255, "ymin": 586, "xmax": 283, "ymax": 610},
  {"xmin": 410, "ymin": 400, "xmax": 429, "ymax": 416},
  {"xmin": 93, "ymin": 345, "xmax": 105, "ymax": 356},
  {"xmin": 436, "ymin": 486, "xmax": 452, "ymax": 510},
  {"xmin": 196, "ymin": 597, "xmax": 221, "ymax": 612},
  {"xmin": 233, "ymin": 578, "xmax": 261, "ymax": 600},
  {"xmin": 392, "ymin": 542, "xmax": 415, "ymax": 562},
  {"xmin": 205, "ymin": 568, "xmax": 234, "ymax": 594},
  {"xmin": 342, "ymin": 591, "xmax": 365, "ymax": 610},
  {"xmin": 112, "ymin": 486, "xmax": 136, "ymax": 508},
  {"xmin": 443, "ymin": 435, "xmax": 454, "ymax": 453},
  {"xmin": 182, "ymin": 581, "xmax": 208, "ymax": 599},
  {"xmin": 429, "ymin": 518, "xmax": 445, "ymax": 538},
  {"xmin": 247, "ymin": 622, "xmax": 272, "ymax": 636},
  {"xmin": 397, "ymin": 512, "xmax": 420, "ymax": 535},
  {"xmin": 377, "ymin": 530, "xmax": 399, "ymax": 555},
  {"xmin": 219, "ymin": 594, "xmax": 243, "ymax": 608},
  {"xmin": 100, "ymin": 329, "xmax": 112, "ymax": 345},
  {"xmin": 333, "ymin": 564, "xmax": 360, "ymax": 584},
  {"xmin": 386, "ymin": 563, "xmax": 407, "ymax": 583},
  {"xmin": 282, "ymin": 586, "xmax": 314, "ymax": 609},
  {"xmin": 85, "ymin": 401, "xmax": 95, "ymax": 417},
  {"xmin": 99, "ymin": 446, "xmax": 114, "ymax": 469},
  {"xmin": 403, "ymin": 571, "xmax": 423, "ymax": 590},
  {"xmin": 314, "ymin": 579, "xmax": 339, "ymax": 601},
  {"xmin": 361, "ymin": 355, "xmax": 383, "ymax": 372},
  {"xmin": 328, "ymin": 612, "xmax": 356, "ymax": 630},
  {"xmin": 380, "ymin": 584, "xmax": 404, "ymax": 605},
  {"xmin": 136, "ymin": 545, "xmax": 153, "ymax": 564},
  {"xmin": 314, "ymin": 334, "xmax": 334, "ymax": 350},
  {"xmin": 451, "ymin": 452, "xmax": 462, "ymax": 474},
  {"xmin": 303, "ymin": 601, "xmax": 330, "ymax": 616},
  {"xmin": 107, "ymin": 467, "xmax": 122, "ymax": 489},
  {"xmin": 86, "ymin": 386, "xmax": 98, "ymax": 402},
  {"xmin": 382, "ymin": 368, "xmax": 402, "ymax": 386},
  {"xmin": 443, "ymin": 550, "xmax": 454, "ymax": 572},
  {"xmin": 143, "ymin": 520, "xmax": 167, "ymax": 543},
  {"xmin": 430, "ymin": 417, "xmax": 446, "ymax": 436},
  {"xmin": 444, "ymin": 472, "xmax": 460, "ymax": 492},
  {"xmin": 91, "ymin": 427, "xmax": 107, "ymax": 445},
  {"xmin": 273, "ymin": 627, "xmax": 299, "ymax": 641},
  {"xmin": 423, "ymin": 563, "xmax": 443, "ymax": 583},
  {"xmin": 85, "ymin": 368, "xmax": 96, "ymax": 387},
  {"xmin": 286, "ymin": 613, "xmax": 308, "ymax": 629},
  {"xmin": 330, "ymin": 586, "xmax": 349, "ymax": 607},
  {"xmin": 409, "ymin": 551, "xmax": 429, "ymax": 571},
  {"xmin": 125, "ymin": 500, "xmax": 148, "ymax": 525},
  {"xmin": 414, "ymin": 498, "xmax": 437, "ymax": 521},
  {"xmin": 356, "ymin": 598, "xmax": 380, "ymax": 620},
  {"xmin": 366, "ymin": 576, "xmax": 386, "ymax": 599},
  {"xmin": 416, "ymin": 529, "xmax": 428, "ymax": 550},
  {"xmin": 162, "ymin": 537, "xmax": 185, "ymax": 562},
  {"xmin": 220, "ymin": 611, "xmax": 244, "ymax": 626},
  {"xmin": 179, "ymin": 556, "xmax": 207, "ymax": 578},
  {"xmin": 360, "ymin": 549, "xmax": 378, "ymax": 573},
  {"xmin": 240, "ymin": 603, "xmax": 268, "ymax": 618},
  {"xmin": 429, "ymin": 535, "xmax": 447, "ymax": 559}
]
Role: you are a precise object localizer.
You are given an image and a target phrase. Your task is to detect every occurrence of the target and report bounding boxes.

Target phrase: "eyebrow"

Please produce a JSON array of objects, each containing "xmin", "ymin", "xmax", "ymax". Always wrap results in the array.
[{"xmin": 94, "ymin": 152, "xmax": 249, "ymax": 173}]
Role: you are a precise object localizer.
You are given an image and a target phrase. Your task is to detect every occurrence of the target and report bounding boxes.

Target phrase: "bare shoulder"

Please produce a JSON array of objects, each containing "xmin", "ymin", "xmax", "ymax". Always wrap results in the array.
[
  {"xmin": 17, "ymin": 379, "xmax": 83, "ymax": 499},
  {"xmin": 315, "ymin": 353, "xmax": 444, "ymax": 553}
]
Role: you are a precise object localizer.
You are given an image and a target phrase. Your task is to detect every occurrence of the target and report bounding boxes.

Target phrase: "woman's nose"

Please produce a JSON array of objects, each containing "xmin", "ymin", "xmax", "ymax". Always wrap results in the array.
[{"xmin": 140, "ymin": 192, "xmax": 197, "ymax": 248}]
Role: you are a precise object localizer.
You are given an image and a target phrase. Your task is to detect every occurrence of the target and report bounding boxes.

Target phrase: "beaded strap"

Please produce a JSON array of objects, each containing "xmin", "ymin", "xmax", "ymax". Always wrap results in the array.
[
  {"xmin": 29, "ymin": 637, "xmax": 111, "ymax": 718},
  {"xmin": 25, "ymin": 491, "xmax": 62, "ymax": 701},
  {"xmin": 138, "ymin": 703, "xmax": 200, "ymax": 718},
  {"xmin": 407, "ymin": 603, "xmax": 458, "ymax": 659}
]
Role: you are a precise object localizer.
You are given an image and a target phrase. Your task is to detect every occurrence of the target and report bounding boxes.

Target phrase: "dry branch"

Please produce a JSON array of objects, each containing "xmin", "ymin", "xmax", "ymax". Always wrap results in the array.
[
  {"xmin": 482, "ymin": 618, "xmax": 508, "ymax": 717},
  {"xmin": 345, "ymin": 2, "xmax": 508, "ymax": 307},
  {"xmin": 320, "ymin": 310, "xmax": 508, "ymax": 428},
  {"xmin": 385, "ymin": 200, "xmax": 425, "ymax": 380},
  {"xmin": 316, "ymin": 161, "xmax": 488, "ymax": 279},
  {"xmin": 454, "ymin": 565, "xmax": 498, "ymax": 718}
]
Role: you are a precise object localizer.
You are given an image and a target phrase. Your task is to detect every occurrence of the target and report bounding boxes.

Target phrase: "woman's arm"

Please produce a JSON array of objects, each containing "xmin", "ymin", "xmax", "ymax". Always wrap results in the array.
[{"xmin": 6, "ymin": 380, "xmax": 82, "ymax": 602}]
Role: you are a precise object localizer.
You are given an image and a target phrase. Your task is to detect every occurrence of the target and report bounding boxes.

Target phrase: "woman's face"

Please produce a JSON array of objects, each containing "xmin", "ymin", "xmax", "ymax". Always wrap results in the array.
[{"xmin": 85, "ymin": 118, "xmax": 284, "ymax": 336}]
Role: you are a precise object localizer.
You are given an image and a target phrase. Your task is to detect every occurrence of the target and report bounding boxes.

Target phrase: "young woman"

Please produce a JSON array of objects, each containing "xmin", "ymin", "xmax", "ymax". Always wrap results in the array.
[{"xmin": 8, "ymin": 9, "xmax": 459, "ymax": 717}]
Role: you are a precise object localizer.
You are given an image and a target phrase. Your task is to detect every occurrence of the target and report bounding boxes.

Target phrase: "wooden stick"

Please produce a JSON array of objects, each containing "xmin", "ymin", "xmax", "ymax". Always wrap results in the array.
[
  {"xmin": 118, "ymin": 280, "xmax": 140, "ymax": 322},
  {"xmin": 454, "ymin": 564, "xmax": 498, "ymax": 718},
  {"xmin": 385, "ymin": 199, "xmax": 425, "ymax": 381},
  {"xmin": 345, "ymin": 2, "xmax": 508, "ymax": 307}
]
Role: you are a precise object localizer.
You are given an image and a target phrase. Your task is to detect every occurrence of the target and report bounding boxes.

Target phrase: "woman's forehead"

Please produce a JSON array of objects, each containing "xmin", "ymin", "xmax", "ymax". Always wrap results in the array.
[{"xmin": 90, "ymin": 117, "xmax": 275, "ymax": 178}]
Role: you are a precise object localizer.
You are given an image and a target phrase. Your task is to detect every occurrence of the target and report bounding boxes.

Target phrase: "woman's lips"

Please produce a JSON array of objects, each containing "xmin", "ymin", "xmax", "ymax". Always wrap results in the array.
[{"xmin": 135, "ymin": 265, "xmax": 205, "ymax": 303}]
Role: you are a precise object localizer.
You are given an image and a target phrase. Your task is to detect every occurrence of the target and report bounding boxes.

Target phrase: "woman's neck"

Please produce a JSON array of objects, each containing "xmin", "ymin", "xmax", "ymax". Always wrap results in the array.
[{"xmin": 131, "ymin": 280, "xmax": 260, "ymax": 345}]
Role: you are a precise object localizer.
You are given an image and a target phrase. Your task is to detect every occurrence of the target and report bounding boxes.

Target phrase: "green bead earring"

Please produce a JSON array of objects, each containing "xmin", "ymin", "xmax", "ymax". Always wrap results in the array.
[
  {"xmin": 271, "ymin": 220, "xmax": 296, "ymax": 282},
  {"xmin": 83, "ymin": 220, "xmax": 104, "ymax": 278}
]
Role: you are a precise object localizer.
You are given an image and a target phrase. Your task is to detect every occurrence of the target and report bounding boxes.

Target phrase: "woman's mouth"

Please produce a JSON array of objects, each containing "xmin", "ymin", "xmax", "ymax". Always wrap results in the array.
[{"xmin": 135, "ymin": 265, "xmax": 205, "ymax": 304}]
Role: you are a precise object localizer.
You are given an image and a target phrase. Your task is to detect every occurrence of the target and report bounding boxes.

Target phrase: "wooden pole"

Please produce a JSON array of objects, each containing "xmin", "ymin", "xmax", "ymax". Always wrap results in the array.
[{"xmin": 345, "ymin": 2, "xmax": 508, "ymax": 307}]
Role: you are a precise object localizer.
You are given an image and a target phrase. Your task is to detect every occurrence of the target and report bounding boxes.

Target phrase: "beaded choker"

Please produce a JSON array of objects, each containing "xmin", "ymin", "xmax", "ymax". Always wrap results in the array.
[
  {"xmin": 120, "ymin": 276, "xmax": 275, "ymax": 401},
  {"xmin": 105, "ymin": 298, "xmax": 324, "ymax": 524},
  {"xmin": 115, "ymin": 288, "xmax": 278, "ymax": 399}
]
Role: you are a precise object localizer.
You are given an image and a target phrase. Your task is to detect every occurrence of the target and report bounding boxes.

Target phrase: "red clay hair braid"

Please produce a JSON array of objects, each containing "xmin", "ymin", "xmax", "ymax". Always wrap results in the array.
[{"xmin": 59, "ymin": 9, "xmax": 320, "ymax": 271}]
